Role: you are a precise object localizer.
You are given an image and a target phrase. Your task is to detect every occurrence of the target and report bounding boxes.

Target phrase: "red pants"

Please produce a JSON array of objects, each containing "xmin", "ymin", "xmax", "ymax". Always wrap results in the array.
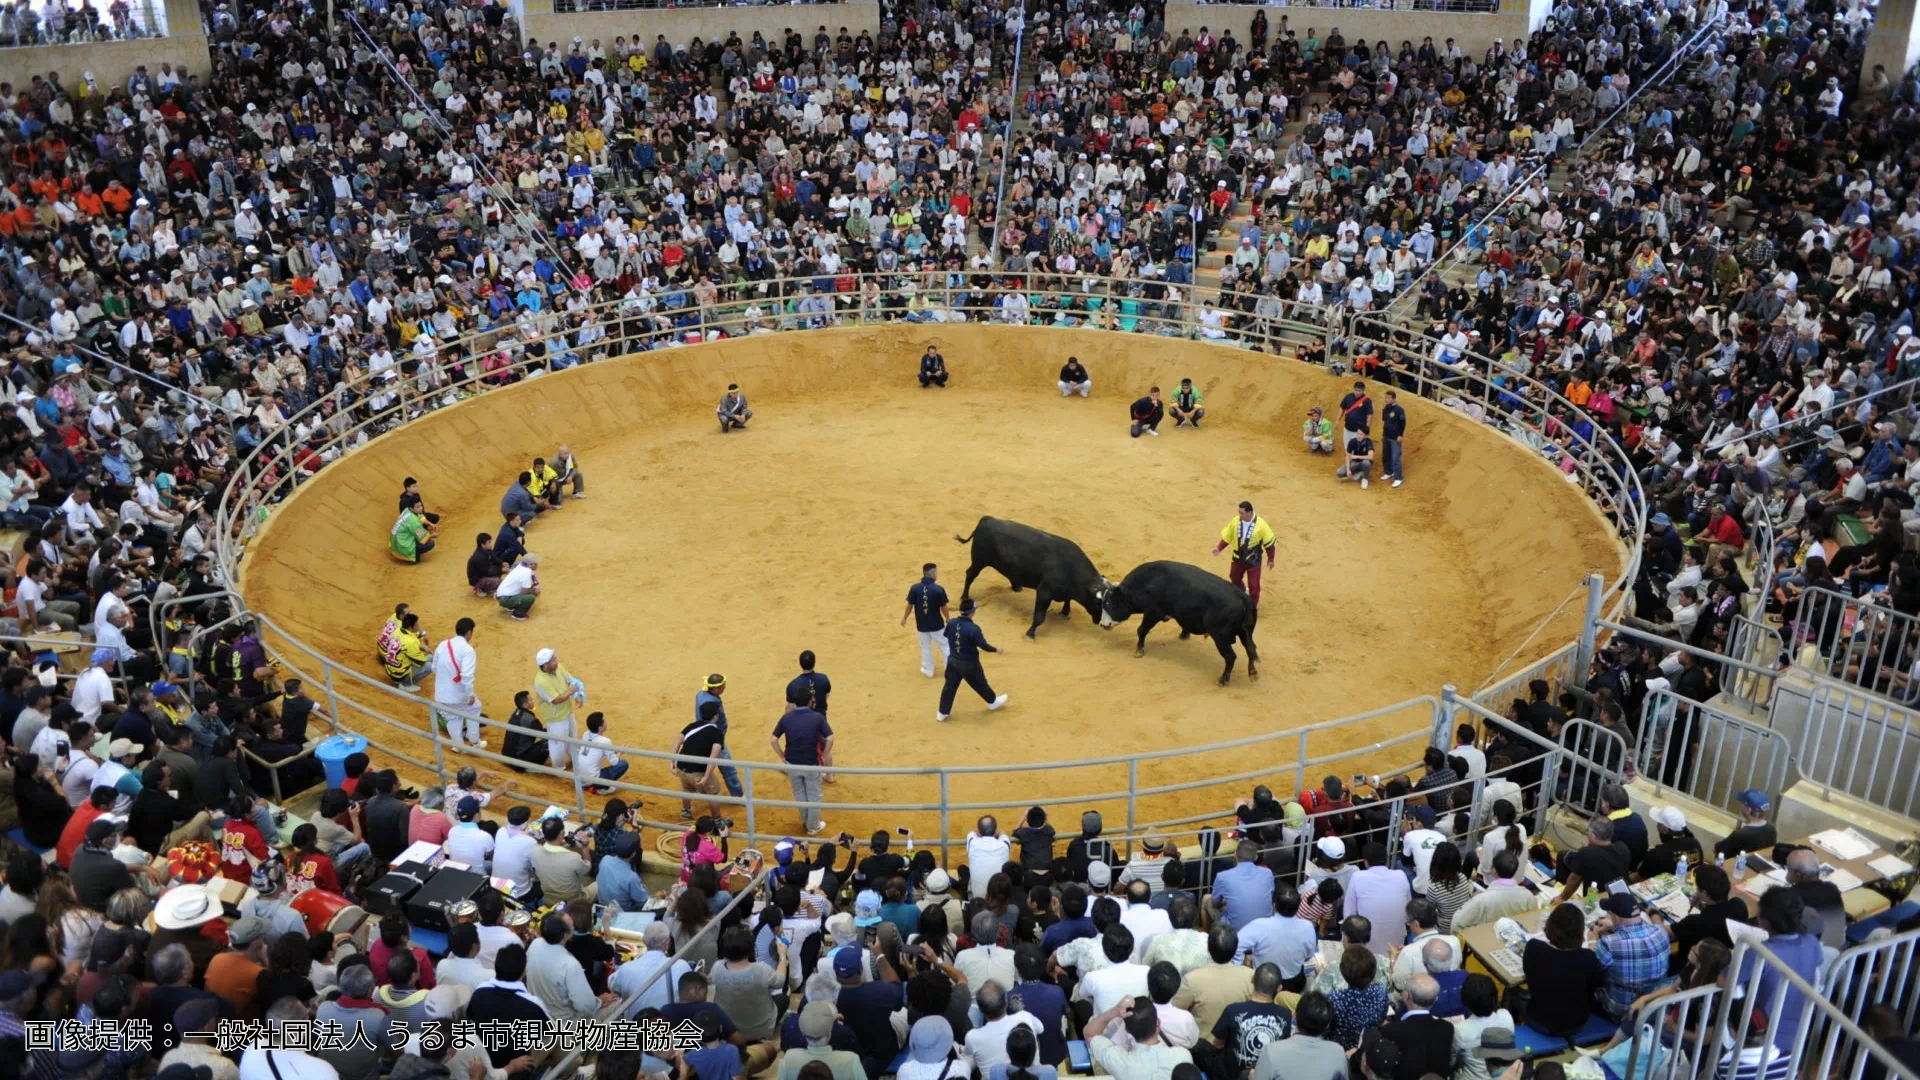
[{"xmin": 1230, "ymin": 560, "xmax": 1264, "ymax": 606}]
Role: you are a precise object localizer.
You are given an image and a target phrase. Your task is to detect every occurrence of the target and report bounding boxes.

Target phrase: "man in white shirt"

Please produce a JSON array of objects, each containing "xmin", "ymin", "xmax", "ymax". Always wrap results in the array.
[
  {"xmin": 1400, "ymin": 806, "xmax": 1448, "ymax": 894},
  {"xmin": 431, "ymin": 618, "xmax": 484, "ymax": 751},
  {"xmin": 60, "ymin": 723, "xmax": 103, "ymax": 808},
  {"xmin": 1074, "ymin": 926, "xmax": 1151, "ymax": 1013},
  {"xmin": 444, "ymin": 796, "xmax": 495, "ymax": 871},
  {"xmin": 72, "ymin": 649, "xmax": 119, "ymax": 726},
  {"xmin": 1119, "ymin": 880, "xmax": 1173, "ymax": 961},
  {"xmin": 490, "ymin": 806, "xmax": 540, "ymax": 903},
  {"xmin": 964, "ymin": 816, "xmax": 1011, "ymax": 899},
  {"xmin": 1449, "ymin": 725, "xmax": 1487, "ymax": 779},
  {"xmin": 956, "ymin": 909, "xmax": 1019, "ymax": 989},
  {"xmin": 435, "ymin": 923, "xmax": 495, "ymax": 991},
  {"xmin": 574, "ymin": 711, "xmax": 629, "ymax": 795},
  {"xmin": 58, "ymin": 484, "xmax": 108, "ymax": 544},
  {"xmin": 1389, "ymin": 899, "xmax": 1461, "ymax": 990},
  {"xmin": 494, "ymin": 554, "xmax": 540, "ymax": 619},
  {"xmin": 963, "ymin": 982, "xmax": 1044, "ymax": 1072}
]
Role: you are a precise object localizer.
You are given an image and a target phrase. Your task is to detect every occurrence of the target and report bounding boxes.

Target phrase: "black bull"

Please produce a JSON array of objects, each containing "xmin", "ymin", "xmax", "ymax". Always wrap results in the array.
[
  {"xmin": 1094, "ymin": 560, "xmax": 1260, "ymax": 685},
  {"xmin": 952, "ymin": 516, "xmax": 1111, "ymax": 639}
]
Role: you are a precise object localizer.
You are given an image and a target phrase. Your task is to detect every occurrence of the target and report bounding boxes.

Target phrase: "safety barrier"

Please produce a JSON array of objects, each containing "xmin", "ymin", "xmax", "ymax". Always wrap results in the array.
[
  {"xmin": 1787, "ymin": 584, "xmax": 1920, "ymax": 696},
  {"xmin": 1722, "ymin": 612, "xmax": 1782, "ymax": 712},
  {"xmin": 1634, "ymin": 688, "xmax": 1795, "ymax": 814},
  {"xmin": 195, "ymin": 273, "xmax": 1640, "ymax": 857},
  {"xmin": 541, "ymin": 866, "xmax": 774, "ymax": 1080},
  {"xmin": 1797, "ymin": 680, "xmax": 1920, "ymax": 820}
]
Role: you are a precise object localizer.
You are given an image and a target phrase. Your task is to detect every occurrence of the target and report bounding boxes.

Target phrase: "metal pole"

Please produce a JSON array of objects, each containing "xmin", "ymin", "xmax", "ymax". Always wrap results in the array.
[
  {"xmin": 744, "ymin": 764, "xmax": 756, "ymax": 847},
  {"xmin": 428, "ymin": 701, "xmax": 448, "ymax": 786},
  {"xmin": 322, "ymin": 665, "xmax": 344, "ymax": 737},
  {"xmin": 1535, "ymin": 749, "xmax": 1560, "ymax": 833},
  {"xmin": 1438, "ymin": 684, "xmax": 1458, "ymax": 748},
  {"xmin": 1576, "ymin": 572, "xmax": 1605, "ymax": 671},
  {"xmin": 1125, "ymin": 759, "xmax": 1139, "ymax": 861},
  {"xmin": 938, "ymin": 771, "xmax": 951, "ymax": 869}
]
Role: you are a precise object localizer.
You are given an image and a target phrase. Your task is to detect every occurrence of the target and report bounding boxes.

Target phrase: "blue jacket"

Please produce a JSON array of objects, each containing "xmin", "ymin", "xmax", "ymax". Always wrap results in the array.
[{"xmin": 501, "ymin": 482, "xmax": 539, "ymax": 520}]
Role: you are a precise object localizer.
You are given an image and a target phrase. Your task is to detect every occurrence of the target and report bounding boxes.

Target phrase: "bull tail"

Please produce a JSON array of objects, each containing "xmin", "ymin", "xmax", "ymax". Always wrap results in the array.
[{"xmin": 953, "ymin": 529, "xmax": 975, "ymax": 544}]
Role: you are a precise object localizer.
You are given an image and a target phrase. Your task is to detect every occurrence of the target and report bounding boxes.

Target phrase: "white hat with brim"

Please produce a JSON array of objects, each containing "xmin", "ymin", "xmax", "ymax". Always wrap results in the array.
[{"xmin": 154, "ymin": 885, "xmax": 222, "ymax": 930}]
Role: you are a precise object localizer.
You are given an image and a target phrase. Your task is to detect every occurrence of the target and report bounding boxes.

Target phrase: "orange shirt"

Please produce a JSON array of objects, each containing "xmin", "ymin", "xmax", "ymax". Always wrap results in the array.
[
  {"xmin": 101, "ymin": 185, "xmax": 132, "ymax": 215},
  {"xmin": 204, "ymin": 951, "xmax": 264, "ymax": 1019},
  {"xmin": 75, "ymin": 190, "xmax": 104, "ymax": 217},
  {"xmin": 57, "ymin": 803, "xmax": 107, "ymax": 868}
]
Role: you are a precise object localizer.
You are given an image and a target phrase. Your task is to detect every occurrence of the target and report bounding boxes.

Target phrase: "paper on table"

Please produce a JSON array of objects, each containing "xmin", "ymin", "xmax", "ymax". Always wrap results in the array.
[
  {"xmin": 396, "ymin": 840, "xmax": 443, "ymax": 868},
  {"xmin": 1742, "ymin": 874, "xmax": 1782, "ymax": 896},
  {"xmin": 1827, "ymin": 868, "xmax": 1865, "ymax": 893},
  {"xmin": 1650, "ymin": 892, "xmax": 1692, "ymax": 921},
  {"xmin": 1869, "ymin": 854, "xmax": 1914, "ymax": 877},
  {"xmin": 1810, "ymin": 828, "xmax": 1878, "ymax": 862}
]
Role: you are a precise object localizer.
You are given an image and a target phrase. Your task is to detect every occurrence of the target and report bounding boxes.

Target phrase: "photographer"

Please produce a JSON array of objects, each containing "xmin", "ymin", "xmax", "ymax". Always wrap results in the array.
[
  {"xmin": 680, "ymin": 815, "xmax": 731, "ymax": 885},
  {"xmin": 532, "ymin": 814, "xmax": 598, "ymax": 905}
]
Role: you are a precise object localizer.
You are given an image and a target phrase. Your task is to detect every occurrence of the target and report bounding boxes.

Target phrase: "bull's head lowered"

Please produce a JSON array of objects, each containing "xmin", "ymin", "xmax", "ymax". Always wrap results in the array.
[{"xmin": 1090, "ymin": 578, "xmax": 1131, "ymax": 628}]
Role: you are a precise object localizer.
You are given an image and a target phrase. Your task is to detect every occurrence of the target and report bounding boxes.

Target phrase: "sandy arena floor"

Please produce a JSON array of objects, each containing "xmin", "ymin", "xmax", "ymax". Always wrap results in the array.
[{"xmin": 242, "ymin": 325, "xmax": 1621, "ymax": 851}]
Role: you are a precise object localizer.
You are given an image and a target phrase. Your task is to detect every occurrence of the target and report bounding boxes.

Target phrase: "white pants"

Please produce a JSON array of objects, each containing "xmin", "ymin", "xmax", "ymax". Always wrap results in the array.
[
  {"xmin": 546, "ymin": 717, "xmax": 576, "ymax": 768},
  {"xmin": 918, "ymin": 630, "xmax": 951, "ymax": 676},
  {"xmin": 436, "ymin": 701, "xmax": 483, "ymax": 747},
  {"xmin": 1058, "ymin": 380, "xmax": 1091, "ymax": 397}
]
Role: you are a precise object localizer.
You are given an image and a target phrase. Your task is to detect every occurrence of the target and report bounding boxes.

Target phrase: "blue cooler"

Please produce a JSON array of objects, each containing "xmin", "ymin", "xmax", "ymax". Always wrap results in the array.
[{"xmin": 315, "ymin": 733, "xmax": 368, "ymax": 789}]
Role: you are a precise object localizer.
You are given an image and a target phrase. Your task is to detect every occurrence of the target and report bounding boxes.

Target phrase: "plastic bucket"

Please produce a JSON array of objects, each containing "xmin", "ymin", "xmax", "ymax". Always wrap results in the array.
[{"xmin": 315, "ymin": 733, "xmax": 369, "ymax": 789}]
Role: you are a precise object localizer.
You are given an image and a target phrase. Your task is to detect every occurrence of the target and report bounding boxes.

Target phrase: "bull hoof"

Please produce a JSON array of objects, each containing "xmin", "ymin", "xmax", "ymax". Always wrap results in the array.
[
  {"xmin": 1024, "ymin": 629, "xmax": 1037, "ymax": 640},
  {"xmin": 1010, "ymin": 585, "xmax": 1024, "ymax": 592},
  {"xmin": 1133, "ymin": 647, "xmax": 1145, "ymax": 658},
  {"xmin": 1248, "ymin": 669, "xmax": 1259, "ymax": 682},
  {"xmin": 1217, "ymin": 674, "xmax": 1232, "ymax": 686}
]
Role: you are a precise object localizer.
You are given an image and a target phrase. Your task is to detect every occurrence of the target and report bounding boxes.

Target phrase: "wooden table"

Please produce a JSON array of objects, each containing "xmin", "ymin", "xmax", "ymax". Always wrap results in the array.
[
  {"xmin": 1458, "ymin": 908, "xmax": 1546, "ymax": 988},
  {"xmin": 1731, "ymin": 835, "xmax": 1895, "ymax": 921}
]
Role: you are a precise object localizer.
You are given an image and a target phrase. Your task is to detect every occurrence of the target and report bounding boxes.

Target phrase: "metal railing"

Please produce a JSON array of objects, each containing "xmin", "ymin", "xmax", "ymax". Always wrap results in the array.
[
  {"xmin": 1634, "ymin": 687, "xmax": 1795, "ymax": 813},
  {"xmin": 1722, "ymin": 612, "xmax": 1782, "ymax": 712},
  {"xmin": 1614, "ymin": 929, "xmax": 1920, "ymax": 1080},
  {"xmin": 1787, "ymin": 585, "xmax": 1920, "ymax": 699},
  {"xmin": 1797, "ymin": 680, "xmax": 1920, "ymax": 820},
  {"xmin": 199, "ymin": 273, "xmax": 1643, "ymax": 856},
  {"xmin": 540, "ymin": 867, "xmax": 773, "ymax": 1080}
]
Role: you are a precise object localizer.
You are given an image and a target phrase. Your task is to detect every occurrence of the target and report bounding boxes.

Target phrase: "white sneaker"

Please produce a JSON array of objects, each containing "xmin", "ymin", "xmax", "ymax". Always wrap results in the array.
[
  {"xmin": 806, "ymin": 820, "xmax": 829, "ymax": 836},
  {"xmin": 935, "ymin": 712, "xmax": 950, "ymax": 722},
  {"xmin": 1147, "ymin": 428, "xmax": 1159, "ymax": 437},
  {"xmin": 921, "ymin": 668, "xmax": 936, "ymax": 678},
  {"xmin": 1360, "ymin": 478, "xmax": 1369, "ymax": 489},
  {"xmin": 989, "ymin": 694, "xmax": 1009, "ymax": 710},
  {"xmin": 573, "ymin": 492, "xmax": 589, "ymax": 499},
  {"xmin": 1392, "ymin": 479, "xmax": 1403, "ymax": 488}
]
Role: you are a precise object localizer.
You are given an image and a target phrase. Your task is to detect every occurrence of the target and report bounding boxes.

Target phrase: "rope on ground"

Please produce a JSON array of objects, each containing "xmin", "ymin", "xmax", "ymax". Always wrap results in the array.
[{"xmin": 1474, "ymin": 579, "xmax": 1593, "ymax": 696}]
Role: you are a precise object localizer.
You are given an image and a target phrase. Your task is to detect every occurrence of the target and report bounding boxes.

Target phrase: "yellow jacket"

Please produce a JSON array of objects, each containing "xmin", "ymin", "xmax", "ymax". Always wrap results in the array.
[
  {"xmin": 1220, "ymin": 516, "xmax": 1277, "ymax": 562},
  {"xmin": 527, "ymin": 464, "xmax": 559, "ymax": 497}
]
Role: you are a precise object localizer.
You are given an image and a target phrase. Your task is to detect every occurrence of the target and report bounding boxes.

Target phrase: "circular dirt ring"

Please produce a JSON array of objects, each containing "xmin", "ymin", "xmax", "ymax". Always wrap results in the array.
[{"xmin": 240, "ymin": 324, "xmax": 1622, "ymax": 848}]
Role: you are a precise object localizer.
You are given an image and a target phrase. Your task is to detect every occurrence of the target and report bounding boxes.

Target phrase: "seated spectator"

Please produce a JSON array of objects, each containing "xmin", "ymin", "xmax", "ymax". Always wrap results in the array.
[
  {"xmin": 1084, "ymin": 995, "xmax": 1192, "ymax": 1078},
  {"xmin": 1329, "ymin": 945, "xmax": 1389, "ymax": 1049},
  {"xmin": 1372, "ymin": 973, "xmax": 1455, "ymax": 1079},
  {"xmin": 467, "ymin": 533, "xmax": 506, "ymax": 597},
  {"xmin": 779, "ymin": 1001, "xmax": 867, "ymax": 1080},
  {"xmin": 1713, "ymin": 790, "xmax": 1778, "ymax": 860},
  {"xmin": 1522, "ymin": 904, "xmax": 1607, "ymax": 1037},
  {"xmin": 1593, "ymin": 893, "xmax": 1672, "ymax": 1021},
  {"xmin": 1253, "ymin": 990, "xmax": 1347, "ymax": 1080},
  {"xmin": 1199, "ymin": 961, "xmax": 1291, "ymax": 1079},
  {"xmin": 388, "ymin": 494, "xmax": 436, "ymax": 563}
]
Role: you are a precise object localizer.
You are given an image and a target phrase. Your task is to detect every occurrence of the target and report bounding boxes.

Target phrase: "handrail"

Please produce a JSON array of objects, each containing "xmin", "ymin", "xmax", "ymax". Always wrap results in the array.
[
  {"xmin": 1797, "ymin": 679, "xmax": 1920, "ymax": 820},
  {"xmin": 197, "ymin": 272, "xmax": 1643, "ymax": 860},
  {"xmin": 1634, "ymin": 688, "xmax": 1795, "ymax": 813},
  {"xmin": 1788, "ymin": 585, "xmax": 1920, "ymax": 703}
]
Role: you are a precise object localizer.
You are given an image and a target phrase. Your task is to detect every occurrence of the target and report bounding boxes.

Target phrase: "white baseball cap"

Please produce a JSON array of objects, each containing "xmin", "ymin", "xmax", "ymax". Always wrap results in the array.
[
  {"xmin": 1654, "ymin": 806, "xmax": 1688, "ymax": 832},
  {"xmin": 535, "ymin": 648, "xmax": 555, "ymax": 665},
  {"xmin": 1316, "ymin": 836, "xmax": 1347, "ymax": 860}
]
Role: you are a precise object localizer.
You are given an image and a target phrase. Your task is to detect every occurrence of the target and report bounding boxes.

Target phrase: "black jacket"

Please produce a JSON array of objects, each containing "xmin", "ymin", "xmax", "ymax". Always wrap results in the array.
[
  {"xmin": 130, "ymin": 785, "xmax": 204, "ymax": 857},
  {"xmin": 364, "ymin": 793, "xmax": 413, "ymax": 865},
  {"xmin": 70, "ymin": 844, "xmax": 135, "ymax": 912},
  {"xmin": 1374, "ymin": 1013, "xmax": 1455, "ymax": 1080},
  {"xmin": 467, "ymin": 982, "xmax": 551, "ymax": 1073},
  {"xmin": 194, "ymin": 754, "xmax": 255, "ymax": 811},
  {"xmin": 501, "ymin": 708, "xmax": 548, "ymax": 769}
]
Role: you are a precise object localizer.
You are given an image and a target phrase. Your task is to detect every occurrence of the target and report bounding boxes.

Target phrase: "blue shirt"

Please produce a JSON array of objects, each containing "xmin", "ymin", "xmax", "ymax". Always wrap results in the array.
[
  {"xmin": 772, "ymin": 708, "xmax": 832, "ymax": 765},
  {"xmin": 597, "ymin": 853, "xmax": 648, "ymax": 913},
  {"xmin": 1040, "ymin": 916, "xmax": 1095, "ymax": 954},
  {"xmin": 1238, "ymin": 913, "xmax": 1319, "ymax": 977},
  {"xmin": 695, "ymin": 690, "xmax": 729, "ymax": 737},
  {"xmin": 1213, "ymin": 862, "xmax": 1277, "ymax": 929},
  {"xmin": 685, "ymin": 1042, "xmax": 741, "ymax": 1080},
  {"xmin": 907, "ymin": 578, "xmax": 949, "ymax": 632},
  {"xmin": 1012, "ymin": 979, "xmax": 1070, "ymax": 1065}
]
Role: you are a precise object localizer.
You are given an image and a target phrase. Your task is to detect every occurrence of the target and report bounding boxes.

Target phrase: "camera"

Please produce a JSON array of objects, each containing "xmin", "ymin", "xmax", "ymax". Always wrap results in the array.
[{"xmin": 717, "ymin": 817, "xmax": 735, "ymax": 832}]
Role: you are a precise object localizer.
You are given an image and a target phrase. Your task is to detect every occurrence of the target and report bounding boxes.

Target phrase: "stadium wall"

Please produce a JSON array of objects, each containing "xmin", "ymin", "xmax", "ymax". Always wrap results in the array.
[
  {"xmin": 1161, "ymin": 1, "xmax": 1530, "ymax": 60},
  {"xmin": 523, "ymin": 0, "xmax": 880, "ymax": 51},
  {"xmin": 0, "ymin": 33, "xmax": 214, "ymax": 97}
]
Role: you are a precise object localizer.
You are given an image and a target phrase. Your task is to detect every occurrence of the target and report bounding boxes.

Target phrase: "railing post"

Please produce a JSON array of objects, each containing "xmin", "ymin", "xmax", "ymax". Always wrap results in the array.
[
  {"xmin": 1384, "ymin": 798, "xmax": 1404, "ymax": 869},
  {"xmin": 1295, "ymin": 731, "xmax": 1309, "ymax": 796},
  {"xmin": 1535, "ymin": 749, "xmax": 1560, "ymax": 833},
  {"xmin": 428, "ymin": 701, "xmax": 448, "ymax": 785},
  {"xmin": 1576, "ymin": 572, "xmax": 1605, "ymax": 671},
  {"xmin": 938, "ymin": 771, "xmax": 951, "ymax": 870},
  {"xmin": 743, "ymin": 764, "xmax": 756, "ymax": 846},
  {"xmin": 1125, "ymin": 759, "xmax": 1139, "ymax": 861},
  {"xmin": 322, "ymin": 665, "xmax": 343, "ymax": 737},
  {"xmin": 1437, "ymin": 685, "xmax": 1458, "ymax": 748},
  {"xmin": 1464, "ymin": 773, "xmax": 1486, "ymax": 841},
  {"xmin": 572, "ymin": 751, "xmax": 587, "ymax": 819}
]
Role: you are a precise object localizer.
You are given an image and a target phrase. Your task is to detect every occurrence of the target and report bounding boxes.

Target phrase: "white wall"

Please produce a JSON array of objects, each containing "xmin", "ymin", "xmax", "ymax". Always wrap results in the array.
[{"xmin": 1161, "ymin": 1, "xmax": 1530, "ymax": 59}]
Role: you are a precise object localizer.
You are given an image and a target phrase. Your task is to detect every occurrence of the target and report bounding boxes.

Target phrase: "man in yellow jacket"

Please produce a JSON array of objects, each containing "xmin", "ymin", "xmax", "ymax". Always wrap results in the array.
[
  {"xmin": 1211, "ymin": 501, "xmax": 1277, "ymax": 607},
  {"xmin": 533, "ymin": 647, "xmax": 587, "ymax": 769}
]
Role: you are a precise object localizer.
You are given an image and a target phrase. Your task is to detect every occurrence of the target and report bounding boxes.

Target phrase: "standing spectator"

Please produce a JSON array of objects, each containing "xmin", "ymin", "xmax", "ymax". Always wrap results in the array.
[{"xmin": 1380, "ymin": 391, "xmax": 1408, "ymax": 489}]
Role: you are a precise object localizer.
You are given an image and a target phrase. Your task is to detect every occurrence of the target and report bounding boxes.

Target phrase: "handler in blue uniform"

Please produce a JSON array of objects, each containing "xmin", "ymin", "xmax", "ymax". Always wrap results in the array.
[{"xmin": 937, "ymin": 597, "xmax": 1009, "ymax": 722}]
